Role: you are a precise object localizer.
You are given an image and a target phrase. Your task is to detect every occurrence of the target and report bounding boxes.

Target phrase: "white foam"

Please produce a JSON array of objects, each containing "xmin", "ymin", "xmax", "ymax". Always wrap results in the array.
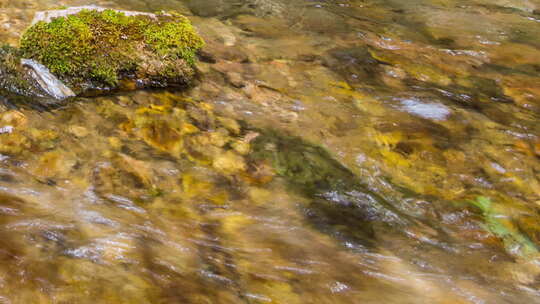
[{"xmin": 399, "ymin": 98, "xmax": 451, "ymax": 121}]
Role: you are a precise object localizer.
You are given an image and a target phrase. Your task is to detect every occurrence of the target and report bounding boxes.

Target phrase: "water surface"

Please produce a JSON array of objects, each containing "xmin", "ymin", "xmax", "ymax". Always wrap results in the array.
[{"xmin": 0, "ymin": 0, "xmax": 539, "ymax": 303}]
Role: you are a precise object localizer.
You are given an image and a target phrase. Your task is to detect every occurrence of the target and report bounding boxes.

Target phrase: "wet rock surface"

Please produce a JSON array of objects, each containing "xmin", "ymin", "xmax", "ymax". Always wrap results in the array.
[{"xmin": 0, "ymin": 46, "xmax": 44, "ymax": 97}]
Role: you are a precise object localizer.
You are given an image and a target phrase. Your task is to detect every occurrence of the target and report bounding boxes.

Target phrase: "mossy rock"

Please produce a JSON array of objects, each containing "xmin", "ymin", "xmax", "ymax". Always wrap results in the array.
[
  {"xmin": 18, "ymin": 7, "xmax": 204, "ymax": 95},
  {"xmin": 0, "ymin": 45, "xmax": 40, "ymax": 96}
]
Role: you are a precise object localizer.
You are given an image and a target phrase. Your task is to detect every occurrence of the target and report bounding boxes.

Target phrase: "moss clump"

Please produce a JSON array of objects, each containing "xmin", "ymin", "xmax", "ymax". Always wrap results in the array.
[
  {"xmin": 20, "ymin": 9, "xmax": 204, "ymax": 90},
  {"xmin": 144, "ymin": 13, "xmax": 204, "ymax": 64},
  {"xmin": 21, "ymin": 15, "xmax": 93, "ymax": 75},
  {"xmin": 0, "ymin": 45, "xmax": 24, "ymax": 80},
  {"xmin": 0, "ymin": 45, "xmax": 39, "ymax": 96}
]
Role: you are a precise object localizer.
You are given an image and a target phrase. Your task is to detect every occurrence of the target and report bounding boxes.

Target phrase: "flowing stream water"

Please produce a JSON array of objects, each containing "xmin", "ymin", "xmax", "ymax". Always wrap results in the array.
[{"xmin": 0, "ymin": 0, "xmax": 539, "ymax": 303}]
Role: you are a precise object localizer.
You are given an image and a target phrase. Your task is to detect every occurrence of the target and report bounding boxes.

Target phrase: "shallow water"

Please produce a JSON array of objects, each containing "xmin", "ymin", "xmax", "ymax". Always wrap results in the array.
[{"xmin": 0, "ymin": 0, "xmax": 540, "ymax": 303}]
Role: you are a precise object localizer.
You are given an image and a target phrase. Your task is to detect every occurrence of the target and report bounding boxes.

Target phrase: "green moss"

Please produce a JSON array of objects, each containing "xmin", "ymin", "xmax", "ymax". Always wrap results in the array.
[
  {"xmin": 250, "ymin": 130, "xmax": 355, "ymax": 191},
  {"xmin": 0, "ymin": 45, "xmax": 23, "ymax": 71},
  {"xmin": 0, "ymin": 45, "xmax": 36, "ymax": 95},
  {"xmin": 468, "ymin": 196, "xmax": 538, "ymax": 257},
  {"xmin": 20, "ymin": 9, "xmax": 204, "ymax": 89},
  {"xmin": 144, "ymin": 15, "xmax": 204, "ymax": 64},
  {"xmin": 21, "ymin": 15, "xmax": 93, "ymax": 75}
]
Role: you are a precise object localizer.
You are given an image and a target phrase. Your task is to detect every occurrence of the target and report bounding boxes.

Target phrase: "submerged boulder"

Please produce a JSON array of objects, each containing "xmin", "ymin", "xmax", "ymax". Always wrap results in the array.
[{"xmin": 1, "ymin": 6, "xmax": 204, "ymax": 100}]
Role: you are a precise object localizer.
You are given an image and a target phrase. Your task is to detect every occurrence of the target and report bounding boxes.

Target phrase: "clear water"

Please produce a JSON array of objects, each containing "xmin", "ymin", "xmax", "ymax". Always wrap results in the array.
[{"xmin": 0, "ymin": 0, "xmax": 539, "ymax": 303}]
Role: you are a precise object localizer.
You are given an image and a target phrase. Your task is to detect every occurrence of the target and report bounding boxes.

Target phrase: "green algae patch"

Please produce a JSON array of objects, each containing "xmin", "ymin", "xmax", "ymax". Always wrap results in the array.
[
  {"xmin": 20, "ymin": 9, "xmax": 204, "ymax": 93},
  {"xmin": 249, "ymin": 131, "xmax": 412, "ymax": 245},
  {"xmin": 468, "ymin": 196, "xmax": 538, "ymax": 257}
]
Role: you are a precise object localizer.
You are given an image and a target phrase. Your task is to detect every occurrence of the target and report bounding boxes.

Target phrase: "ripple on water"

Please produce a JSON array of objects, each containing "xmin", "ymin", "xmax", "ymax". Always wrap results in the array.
[
  {"xmin": 0, "ymin": 0, "xmax": 539, "ymax": 303},
  {"xmin": 398, "ymin": 98, "xmax": 451, "ymax": 121}
]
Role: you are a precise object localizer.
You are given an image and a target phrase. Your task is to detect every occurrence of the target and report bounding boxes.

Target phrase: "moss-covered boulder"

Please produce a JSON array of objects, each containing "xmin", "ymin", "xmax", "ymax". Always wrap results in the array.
[{"xmin": 14, "ymin": 6, "xmax": 204, "ymax": 97}]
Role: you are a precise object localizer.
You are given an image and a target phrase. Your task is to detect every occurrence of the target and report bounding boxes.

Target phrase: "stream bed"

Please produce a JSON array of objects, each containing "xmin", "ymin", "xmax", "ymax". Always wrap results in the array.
[{"xmin": 0, "ymin": 0, "xmax": 540, "ymax": 303}]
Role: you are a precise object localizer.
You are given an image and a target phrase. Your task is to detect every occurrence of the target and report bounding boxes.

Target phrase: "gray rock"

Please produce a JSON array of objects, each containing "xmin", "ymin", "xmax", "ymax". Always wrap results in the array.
[
  {"xmin": 30, "ymin": 5, "xmax": 159, "ymax": 25},
  {"xmin": 21, "ymin": 59, "xmax": 75, "ymax": 100}
]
